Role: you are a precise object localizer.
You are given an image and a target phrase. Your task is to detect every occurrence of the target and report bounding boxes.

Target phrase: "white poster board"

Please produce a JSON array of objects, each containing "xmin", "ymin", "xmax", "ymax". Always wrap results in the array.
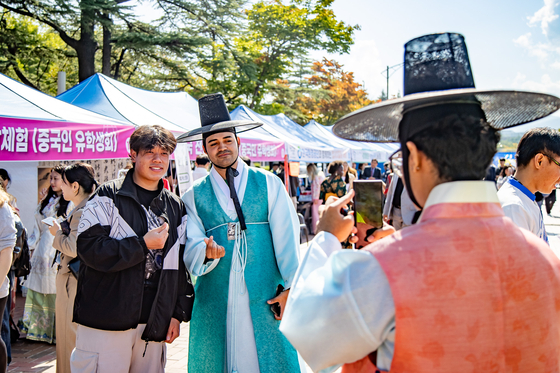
[{"xmin": 175, "ymin": 143, "xmax": 193, "ymax": 197}]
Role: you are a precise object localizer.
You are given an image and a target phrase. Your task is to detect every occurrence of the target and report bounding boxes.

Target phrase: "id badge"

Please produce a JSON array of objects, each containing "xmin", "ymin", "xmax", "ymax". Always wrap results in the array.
[{"xmin": 227, "ymin": 223, "xmax": 236, "ymax": 241}]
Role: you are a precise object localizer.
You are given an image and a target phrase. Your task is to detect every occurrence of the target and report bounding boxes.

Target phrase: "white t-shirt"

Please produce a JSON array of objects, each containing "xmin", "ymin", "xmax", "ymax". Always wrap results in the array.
[
  {"xmin": 192, "ymin": 167, "xmax": 208, "ymax": 182},
  {"xmin": 497, "ymin": 178, "xmax": 548, "ymax": 244}
]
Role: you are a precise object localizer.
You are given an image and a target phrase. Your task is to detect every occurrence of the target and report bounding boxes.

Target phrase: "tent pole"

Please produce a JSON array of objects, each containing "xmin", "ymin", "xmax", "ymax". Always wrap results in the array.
[{"xmin": 284, "ymin": 155, "xmax": 290, "ymax": 194}]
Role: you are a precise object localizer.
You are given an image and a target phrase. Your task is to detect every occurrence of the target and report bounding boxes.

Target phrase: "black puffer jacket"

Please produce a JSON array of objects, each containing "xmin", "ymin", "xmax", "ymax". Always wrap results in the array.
[{"xmin": 74, "ymin": 169, "xmax": 194, "ymax": 342}]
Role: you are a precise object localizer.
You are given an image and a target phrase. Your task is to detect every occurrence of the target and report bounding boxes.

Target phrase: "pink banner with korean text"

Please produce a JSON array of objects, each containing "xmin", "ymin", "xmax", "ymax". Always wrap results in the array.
[
  {"xmin": 0, "ymin": 117, "xmax": 136, "ymax": 161},
  {"xmin": 182, "ymin": 138, "xmax": 286, "ymax": 161}
]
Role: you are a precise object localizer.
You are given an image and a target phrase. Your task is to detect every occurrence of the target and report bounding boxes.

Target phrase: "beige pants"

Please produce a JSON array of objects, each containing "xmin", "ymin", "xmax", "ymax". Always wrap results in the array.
[
  {"xmin": 55, "ymin": 271, "xmax": 78, "ymax": 373},
  {"xmin": 70, "ymin": 324, "xmax": 166, "ymax": 373}
]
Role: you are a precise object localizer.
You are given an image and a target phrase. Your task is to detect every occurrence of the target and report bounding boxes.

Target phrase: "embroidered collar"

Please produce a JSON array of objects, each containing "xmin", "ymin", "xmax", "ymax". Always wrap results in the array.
[{"xmin": 508, "ymin": 177, "xmax": 536, "ymax": 202}]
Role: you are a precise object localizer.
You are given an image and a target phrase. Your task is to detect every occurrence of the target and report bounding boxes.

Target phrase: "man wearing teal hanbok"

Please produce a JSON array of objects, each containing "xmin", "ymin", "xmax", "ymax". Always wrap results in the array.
[{"xmin": 178, "ymin": 93, "xmax": 301, "ymax": 373}]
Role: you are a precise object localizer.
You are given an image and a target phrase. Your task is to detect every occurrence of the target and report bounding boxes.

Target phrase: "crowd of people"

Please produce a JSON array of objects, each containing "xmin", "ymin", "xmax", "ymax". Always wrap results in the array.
[{"xmin": 2, "ymin": 31, "xmax": 560, "ymax": 373}]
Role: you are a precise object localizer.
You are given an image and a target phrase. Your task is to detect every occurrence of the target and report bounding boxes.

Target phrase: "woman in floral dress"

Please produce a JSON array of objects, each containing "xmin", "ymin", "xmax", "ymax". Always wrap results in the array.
[{"xmin": 319, "ymin": 161, "xmax": 347, "ymax": 202}]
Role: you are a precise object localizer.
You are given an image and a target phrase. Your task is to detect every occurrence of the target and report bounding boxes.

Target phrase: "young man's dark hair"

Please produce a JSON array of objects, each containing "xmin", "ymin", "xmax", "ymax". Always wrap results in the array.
[
  {"xmin": 516, "ymin": 127, "xmax": 560, "ymax": 168},
  {"xmin": 129, "ymin": 125, "xmax": 177, "ymax": 155},
  {"xmin": 195, "ymin": 154, "xmax": 210, "ymax": 166},
  {"xmin": 409, "ymin": 112, "xmax": 500, "ymax": 181}
]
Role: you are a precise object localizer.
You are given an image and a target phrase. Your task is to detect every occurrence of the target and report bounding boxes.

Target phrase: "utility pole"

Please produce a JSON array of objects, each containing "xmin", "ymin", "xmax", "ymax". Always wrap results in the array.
[
  {"xmin": 386, "ymin": 66, "xmax": 389, "ymax": 100},
  {"xmin": 381, "ymin": 63, "xmax": 404, "ymax": 101}
]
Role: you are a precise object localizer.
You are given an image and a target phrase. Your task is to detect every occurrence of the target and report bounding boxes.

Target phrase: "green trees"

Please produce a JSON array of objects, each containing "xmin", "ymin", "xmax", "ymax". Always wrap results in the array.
[
  {"xmin": 0, "ymin": 11, "xmax": 76, "ymax": 94},
  {"xmin": 0, "ymin": 0, "xmax": 211, "ymax": 82},
  {"xmin": 195, "ymin": 0, "xmax": 358, "ymax": 108},
  {"xmin": 0, "ymin": 0, "xmax": 373, "ymax": 126}
]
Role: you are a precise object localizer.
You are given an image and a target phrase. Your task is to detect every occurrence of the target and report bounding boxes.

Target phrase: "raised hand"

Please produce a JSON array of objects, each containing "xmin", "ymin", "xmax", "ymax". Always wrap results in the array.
[
  {"xmin": 143, "ymin": 223, "xmax": 169, "ymax": 250},
  {"xmin": 204, "ymin": 236, "xmax": 225, "ymax": 260}
]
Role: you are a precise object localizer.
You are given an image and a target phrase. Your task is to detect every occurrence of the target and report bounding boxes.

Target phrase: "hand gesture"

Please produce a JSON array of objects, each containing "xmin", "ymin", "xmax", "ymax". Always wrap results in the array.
[
  {"xmin": 316, "ymin": 190, "xmax": 355, "ymax": 242},
  {"xmin": 143, "ymin": 223, "xmax": 169, "ymax": 250},
  {"xmin": 267, "ymin": 289, "xmax": 290, "ymax": 320},
  {"xmin": 48, "ymin": 221, "xmax": 61, "ymax": 236},
  {"xmin": 205, "ymin": 236, "xmax": 225, "ymax": 260},
  {"xmin": 353, "ymin": 223, "xmax": 396, "ymax": 248},
  {"xmin": 39, "ymin": 188, "xmax": 48, "ymax": 201},
  {"xmin": 165, "ymin": 317, "xmax": 180, "ymax": 344}
]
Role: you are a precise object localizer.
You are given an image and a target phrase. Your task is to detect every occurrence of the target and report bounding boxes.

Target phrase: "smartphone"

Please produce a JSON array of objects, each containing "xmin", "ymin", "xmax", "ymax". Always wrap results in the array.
[
  {"xmin": 41, "ymin": 217, "xmax": 56, "ymax": 227},
  {"xmin": 353, "ymin": 180, "xmax": 383, "ymax": 249}
]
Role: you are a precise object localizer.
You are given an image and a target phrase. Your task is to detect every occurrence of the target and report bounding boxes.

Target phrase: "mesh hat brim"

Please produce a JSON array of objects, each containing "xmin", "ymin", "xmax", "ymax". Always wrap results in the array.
[
  {"xmin": 176, "ymin": 120, "xmax": 262, "ymax": 143},
  {"xmin": 333, "ymin": 88, "xmax": 560, "ymax": 143}
]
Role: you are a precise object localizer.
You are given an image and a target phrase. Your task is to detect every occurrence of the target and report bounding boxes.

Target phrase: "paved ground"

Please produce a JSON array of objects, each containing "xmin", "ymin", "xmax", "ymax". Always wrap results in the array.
[{"xmin": 8, "ymin": 201, "xmax": 560, "ymax": 372}]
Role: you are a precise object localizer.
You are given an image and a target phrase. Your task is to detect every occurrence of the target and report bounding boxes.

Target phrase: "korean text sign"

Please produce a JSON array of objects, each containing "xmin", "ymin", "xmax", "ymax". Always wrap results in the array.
[{"xmin": 0, "ymin": 117, "xmax": 135, "ymax": 161}]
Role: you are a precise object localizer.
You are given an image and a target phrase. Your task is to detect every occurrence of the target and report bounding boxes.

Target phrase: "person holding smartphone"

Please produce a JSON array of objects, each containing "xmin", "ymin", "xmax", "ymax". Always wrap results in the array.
[
  {"xmin": 48, "ymin": 163, "xmax": 97, "ymax": 373},
  {"xmin": 281, "ymin": 33, "xmax": 560, "ymax": 372},
  {"xmin": 23, "ymin": 165, "xmax": 71, "ymax": 344}
]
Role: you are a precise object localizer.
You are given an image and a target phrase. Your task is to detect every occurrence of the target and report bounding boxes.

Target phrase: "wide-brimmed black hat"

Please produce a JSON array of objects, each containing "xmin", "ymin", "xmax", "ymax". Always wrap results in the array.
[
  {"xmin": 177, "ymin": 93, "xmax": 262, "ymax": 143},
  {"xmin": 332, "ymin": 32, "xmax": 560, "ymax": 142}
]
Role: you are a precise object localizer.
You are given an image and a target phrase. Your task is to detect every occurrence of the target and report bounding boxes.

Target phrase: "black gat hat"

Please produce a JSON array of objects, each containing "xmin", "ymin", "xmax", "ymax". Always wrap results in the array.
[
  {"xmin": 333, "ymin": 32, "xmax": 560, "ymax": 143},
  {"xmin": 177, "ymin": 93, "xmax": 262, "ymax": 143}
]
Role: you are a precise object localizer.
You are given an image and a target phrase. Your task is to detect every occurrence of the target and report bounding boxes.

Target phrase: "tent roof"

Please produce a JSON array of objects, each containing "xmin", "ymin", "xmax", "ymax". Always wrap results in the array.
[
  {"xmin": 231, "ymin": 106, "xmax": 346, "ymax": 153},
  {"xmin": 306, "ymin": 120, "xmax": 399, "ymax": 161},
  {"xmin": 0, "ymin": 73, "xmax": 128, "ymax": 125},
  {"xmin": 57, "ymin": 73, "xmax": 199, "ymax": 132}
]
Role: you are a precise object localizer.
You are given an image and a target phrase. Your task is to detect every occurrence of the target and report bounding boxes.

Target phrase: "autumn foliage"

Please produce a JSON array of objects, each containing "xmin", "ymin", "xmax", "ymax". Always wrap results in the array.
[{"xmin": 274, "ymin": 58, "xmax": 379, "ymax": 125}]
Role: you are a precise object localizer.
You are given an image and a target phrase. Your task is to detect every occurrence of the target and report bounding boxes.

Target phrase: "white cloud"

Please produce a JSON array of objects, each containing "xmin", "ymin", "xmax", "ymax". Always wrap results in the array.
[
  {"xmin": 514, "ymin": 33, "xmax": 532, "ymax": 48},
  {"xmin": 528, "ymin": 0, "xmax": 559, "ymax": 37},
  {"xmin": 551, "ymin": 61, "xmax": 560, "ymax": 69},
  {"xmin": 511, "ymin": 72, "xmax": 560, "ymax": 95},
  {"xmin": 513, "ymin": 32, "xmax": 560, "ymax": 61}
]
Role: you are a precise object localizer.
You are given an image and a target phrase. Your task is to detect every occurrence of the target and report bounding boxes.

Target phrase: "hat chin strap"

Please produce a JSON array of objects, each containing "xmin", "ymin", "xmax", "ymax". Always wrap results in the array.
[{"xmin": 212, "ymin": 159, "xmax": 237, "ymax": 170}]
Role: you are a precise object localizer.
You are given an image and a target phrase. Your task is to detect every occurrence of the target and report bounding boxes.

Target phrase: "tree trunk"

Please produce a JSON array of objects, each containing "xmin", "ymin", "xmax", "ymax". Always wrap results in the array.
[
  {"xmin": 101, "ymin": 13, "xmax": 112, "ymax": 76},
  {"xmin": 76, "ymin": 5, "xmax": 97, "ymax": 82},
  {"xmin": 113, "ymin": 48, "xmax": 127, "ymax": 80},
  {"xmin": 249, "ymin": 83, "xmax": 261, "ymax": 109}
]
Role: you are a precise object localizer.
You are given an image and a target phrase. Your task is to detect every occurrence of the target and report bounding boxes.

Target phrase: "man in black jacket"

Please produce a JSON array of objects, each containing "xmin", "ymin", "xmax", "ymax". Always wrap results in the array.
[{"xmin": 72, "ymin": 125, "xmax": 194, "ymax": 373}]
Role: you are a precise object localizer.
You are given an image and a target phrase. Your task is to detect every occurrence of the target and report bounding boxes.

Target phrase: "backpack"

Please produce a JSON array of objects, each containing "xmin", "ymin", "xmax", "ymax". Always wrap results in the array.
[{"xmin": 12, "ymin": 216, "xmax": 31, "ymax": 278}]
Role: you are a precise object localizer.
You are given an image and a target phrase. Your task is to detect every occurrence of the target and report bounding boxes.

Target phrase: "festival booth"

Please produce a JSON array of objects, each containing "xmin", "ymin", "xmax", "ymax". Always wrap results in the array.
[
  {"xmin": 57, "ymin": 74, "xmax": 289, "ymax": 193},
  {"xmin": 230, "ymin": 106, "xmax": 348, "ymax": 163},
  {"xmin": 304, "ymin": 120, "xmax": 398, "ymax": 163},
  {"xmin": 0, "ymin": 73, "xmax": 135, "ymax": 230}
]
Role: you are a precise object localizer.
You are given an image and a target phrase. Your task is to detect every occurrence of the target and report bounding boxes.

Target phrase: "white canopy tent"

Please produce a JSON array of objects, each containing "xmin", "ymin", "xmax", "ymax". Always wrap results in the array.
[
  {"xmin": 0, "ymin": 72, "xmax": 134, "ymax": 230},
  {"xmin": 304, "ymin": 120, "xmax": 398, "ymax": 162},
  {"xmin": 231, "ymin": 106, "xmax": 349, "ymax": 162}
]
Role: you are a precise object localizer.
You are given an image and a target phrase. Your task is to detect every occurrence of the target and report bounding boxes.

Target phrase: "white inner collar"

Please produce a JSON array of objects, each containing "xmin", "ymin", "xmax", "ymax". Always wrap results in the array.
[{"xmin": 210, "ymin": 158, "xmax": 246, "ymax": 212}]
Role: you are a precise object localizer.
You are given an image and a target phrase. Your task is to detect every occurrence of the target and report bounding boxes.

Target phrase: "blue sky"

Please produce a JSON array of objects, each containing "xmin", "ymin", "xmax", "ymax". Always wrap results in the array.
[
  {"xmin": 311, "ymin": 0, "xmax": 559, "ymax": 99},
  {"xmin": 308, "ymin": 0, "xmax": 560, "ymax": 132}
]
